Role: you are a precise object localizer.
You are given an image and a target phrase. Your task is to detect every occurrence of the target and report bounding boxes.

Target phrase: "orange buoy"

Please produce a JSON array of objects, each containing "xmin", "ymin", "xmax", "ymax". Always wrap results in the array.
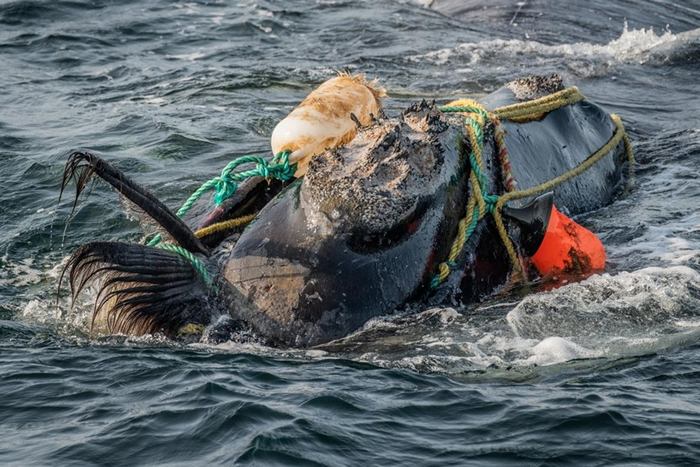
[
  {"xmin": 530, "ymin": 205, "xmax": 606, "ymax": 275},
  {"xmin": 501, "ymin": 192, "xmax": 606, "ymax": 277}
]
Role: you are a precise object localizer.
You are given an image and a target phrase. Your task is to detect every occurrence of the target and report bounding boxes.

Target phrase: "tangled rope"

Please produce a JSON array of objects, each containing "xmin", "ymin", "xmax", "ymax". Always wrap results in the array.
[
  {"xmin": 144, "ymin": 86, "xmax": 633, "ymax": 293},
  {"xmin": 430, "ymin": 87, "xmax": 635, "ymax": 289},
  {"xmin": 147, "ymin": 149, "xmax": 296, "ymax": 284},
  {"xmin": 149, "ymin": 149, "xmax": 295, "ymax": 245},
  {"xmin": 178, "ymin": 149, "xmax": 296, "ymax": 216}
]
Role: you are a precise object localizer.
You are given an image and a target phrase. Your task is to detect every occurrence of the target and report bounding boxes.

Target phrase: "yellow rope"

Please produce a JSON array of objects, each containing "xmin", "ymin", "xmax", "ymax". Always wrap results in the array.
[
  {"xmin": 194, "ymin": 213, "xmax": 257, "ymax": 239},
  {"xmin": 448, "ymin": 195, "xmax": 477, "ymax": 265},
  {"xmin": 187, "ymin": 86, "xmax": 633, "ymax": 291},
  {"xmin": 493, "ymin": 114, "xmax": 632, "ymax": 272},
  {"xmin": 492, "ymin": 86, "xmax": 586, "ymax": 121},
  {"xmin": 432, "ymin": 102, "xmax": 495, "ymax": 288},
  {"xmin": 494, "ymin": 115, "xmax": 630, "ymax": 204},
  {"xmin": 432, "ymin": 87, "xmax": 634, "ymax": 287}
]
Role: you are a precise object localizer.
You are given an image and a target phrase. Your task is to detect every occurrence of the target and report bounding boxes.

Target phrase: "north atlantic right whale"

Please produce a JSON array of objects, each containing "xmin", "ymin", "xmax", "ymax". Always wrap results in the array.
[{"xmin": 60, "ymin": 74, "xmax": 630, "ymax": 347}]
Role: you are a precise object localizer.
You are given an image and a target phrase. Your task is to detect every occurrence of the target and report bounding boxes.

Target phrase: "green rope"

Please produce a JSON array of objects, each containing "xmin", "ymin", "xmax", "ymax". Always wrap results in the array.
[
  {"xmin": 146, "ymin": 149, "xmax": 297, "ymax": 284},
  {"xmin": 156, "ymin": 243, "xmax": 213, "ymax": 287},
  {"xmin": 147, "ymin": 149, "xmax": 295, "ymax": 247},
  {"xmin": 429, "ymin": 205, "xmax": 480, "ymax": 289},
  {"xmin": 176, "ymin": 149, "xmax": 296, "ymax": 219},
  {"xmin": 429, "ymin": 93, "xmax": 633, "ymax": 290},
  {"xmin": 429, "ymin": 106, "xmax": 492, "ymax": 289}
]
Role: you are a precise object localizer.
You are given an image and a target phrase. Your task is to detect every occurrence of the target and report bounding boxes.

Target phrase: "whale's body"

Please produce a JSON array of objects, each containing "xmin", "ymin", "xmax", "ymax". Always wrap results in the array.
[
  {"xmin": 214, "ymin": 78, "xmax": 626, "ymax": 347},
  {"xmin": 62, "ymin": 76, "xmax": 627, "ymax": 347}
]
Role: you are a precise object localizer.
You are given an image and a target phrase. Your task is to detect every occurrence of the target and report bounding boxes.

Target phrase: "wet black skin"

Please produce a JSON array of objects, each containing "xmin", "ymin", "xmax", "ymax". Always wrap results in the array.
[
  {"xmin": 219, "ymin": 85, "xmax": 626, "ymax": 347},
  {"xmin": 436, "ymin": 85, "xmax": 626, "ymax": 306},
  {"xmin": 61, "ymin": 79, "xmax": 627, "ymax": 347}
]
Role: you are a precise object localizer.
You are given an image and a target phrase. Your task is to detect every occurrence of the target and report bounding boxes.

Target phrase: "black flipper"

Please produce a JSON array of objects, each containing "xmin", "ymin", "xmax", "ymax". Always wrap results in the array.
[
  {"xmin": 60, "ymin": 151, "xmax": 209, "ymax": 256},
  {"xmin": 60, "ymin": 242, "xmax": 212, "ymax": 337},
  {"xmin": 501, "ymin": 192, "xmax": 554, "ymax": 256}
]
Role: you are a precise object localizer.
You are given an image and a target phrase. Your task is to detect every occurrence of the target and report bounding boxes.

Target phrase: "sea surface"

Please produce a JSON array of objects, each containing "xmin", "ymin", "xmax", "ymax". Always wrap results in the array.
[{"xmin": 1, "ymin": 0, "xmax": 700, "ymax": 465}]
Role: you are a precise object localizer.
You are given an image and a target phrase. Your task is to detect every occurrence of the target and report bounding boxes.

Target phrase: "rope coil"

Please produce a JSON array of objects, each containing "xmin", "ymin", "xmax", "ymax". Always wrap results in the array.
[
  {"xmin": 147, "ymin": 149, "xmax": 296, "ymax": 284},
  {"xmin": 430, "ymin": 87, "xmax": 634, "ymax": 289},
  {"xmin": 176, "ymin": 149, "xmax": 296, "ymax": 219}
]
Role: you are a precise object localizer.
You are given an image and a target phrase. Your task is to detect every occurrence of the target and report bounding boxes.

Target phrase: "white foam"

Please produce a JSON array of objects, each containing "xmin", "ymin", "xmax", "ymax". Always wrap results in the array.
[
  {"xmin": 414, "ymin": 307, "xmax": 460, "ymax": 324},
  {"xmin": 523, "ymin": 337, "xmax": 599, "ymax": 366},
  {"xmin": 608, "ymin": 208, "xmax": 700, "ymax": 267},
  {"xmin": 408, "ymin": 23, "xmax": 681, "ymax": 67},
  {"xmin": 166, "ymin": 51, "xmax": 205, "ymax": 61},
  {"xmin": 21, "ymin": 299, "xmax": 61, "ymax": 324},
  {"xmin": 507, "ymin": 266, "xmax": 700, "ymax": 340},
  {"xmin": 0, "ymin": 258, "xmax": 43, "ymax": 287},
  {"xmin": 333, "ymin": 266, "xmax": 700, "ymax": 373}
]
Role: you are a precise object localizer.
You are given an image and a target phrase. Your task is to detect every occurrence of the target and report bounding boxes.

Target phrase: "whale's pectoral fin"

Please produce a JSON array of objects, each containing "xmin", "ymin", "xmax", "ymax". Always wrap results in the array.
[
  {"xmin": 60, "ymin": 242, "xmax": 213, "ymax": 338},
  {"xmin": 60, "ymin": 151, "xmax": 209, "ymax": 256}
]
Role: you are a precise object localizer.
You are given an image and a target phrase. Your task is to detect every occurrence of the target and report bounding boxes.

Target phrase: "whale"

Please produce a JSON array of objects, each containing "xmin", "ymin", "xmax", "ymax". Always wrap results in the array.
[{"xmin": 59, "ymin": 75, "xmax": 629, "ymax": 347}]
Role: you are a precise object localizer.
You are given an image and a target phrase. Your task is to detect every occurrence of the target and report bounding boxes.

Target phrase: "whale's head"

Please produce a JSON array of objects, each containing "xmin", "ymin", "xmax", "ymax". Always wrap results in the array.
[
  {"xmin": 301, "ymin": 104, "xmax": 455, "ymax": 241},
  {"xmin": 223, "ymin": 101, "xmax": 470, "ymax": 347}
]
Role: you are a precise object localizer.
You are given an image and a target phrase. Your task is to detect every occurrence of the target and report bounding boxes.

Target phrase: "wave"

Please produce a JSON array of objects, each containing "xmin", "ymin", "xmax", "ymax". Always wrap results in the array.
[
  {"xmin": 324, "ymin": 266, "xmax": 700, "ymax": 377},
  {"xmin": 407, "ymin": 24, "xmax": 697, "ymax": 70}
]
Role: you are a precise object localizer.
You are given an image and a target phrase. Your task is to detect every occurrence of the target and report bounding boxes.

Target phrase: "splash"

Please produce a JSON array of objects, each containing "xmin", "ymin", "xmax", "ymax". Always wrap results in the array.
[
  {"xmin": 408, "ymin": 23, "xmax": 683, "ymax": 69},
  {"xmin": 507, "ymin": 267, "xmax": 700, "ymax": 340},
  {"xmin": 327, "ymin": 266, "xmax": 700, "ymax": 376}
]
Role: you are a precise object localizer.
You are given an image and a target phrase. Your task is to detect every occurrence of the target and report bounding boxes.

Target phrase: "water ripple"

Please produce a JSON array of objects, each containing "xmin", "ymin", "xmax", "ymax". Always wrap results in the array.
[{"xmin": 2, "ymin": 0, "xmax": 700, "ymax": 464}]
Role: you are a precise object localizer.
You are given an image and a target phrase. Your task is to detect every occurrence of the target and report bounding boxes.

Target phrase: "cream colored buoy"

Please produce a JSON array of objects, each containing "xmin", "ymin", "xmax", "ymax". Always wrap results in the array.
[{"xmin": 271, "ymin": 73, "xmax": 386, "ymax": 177}]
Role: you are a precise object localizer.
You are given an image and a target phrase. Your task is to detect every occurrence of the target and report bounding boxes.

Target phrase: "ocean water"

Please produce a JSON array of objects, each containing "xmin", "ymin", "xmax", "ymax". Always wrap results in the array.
[{"xmin": 1, "ymin": 0, "xmax": 700, "ymax": 465}]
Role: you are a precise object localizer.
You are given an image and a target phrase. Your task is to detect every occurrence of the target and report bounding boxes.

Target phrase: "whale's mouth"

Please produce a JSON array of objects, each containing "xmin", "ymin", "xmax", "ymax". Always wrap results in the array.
[{"xmin": 301, "ymin": 100, "xmax": 457, "ymax": 238}]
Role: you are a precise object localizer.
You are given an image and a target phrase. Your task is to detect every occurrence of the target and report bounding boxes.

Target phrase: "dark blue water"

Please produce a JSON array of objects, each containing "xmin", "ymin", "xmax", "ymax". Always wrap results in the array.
[{"xmin": 1, "ymin": 0, "xmax": 700, "ymax": 464}]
